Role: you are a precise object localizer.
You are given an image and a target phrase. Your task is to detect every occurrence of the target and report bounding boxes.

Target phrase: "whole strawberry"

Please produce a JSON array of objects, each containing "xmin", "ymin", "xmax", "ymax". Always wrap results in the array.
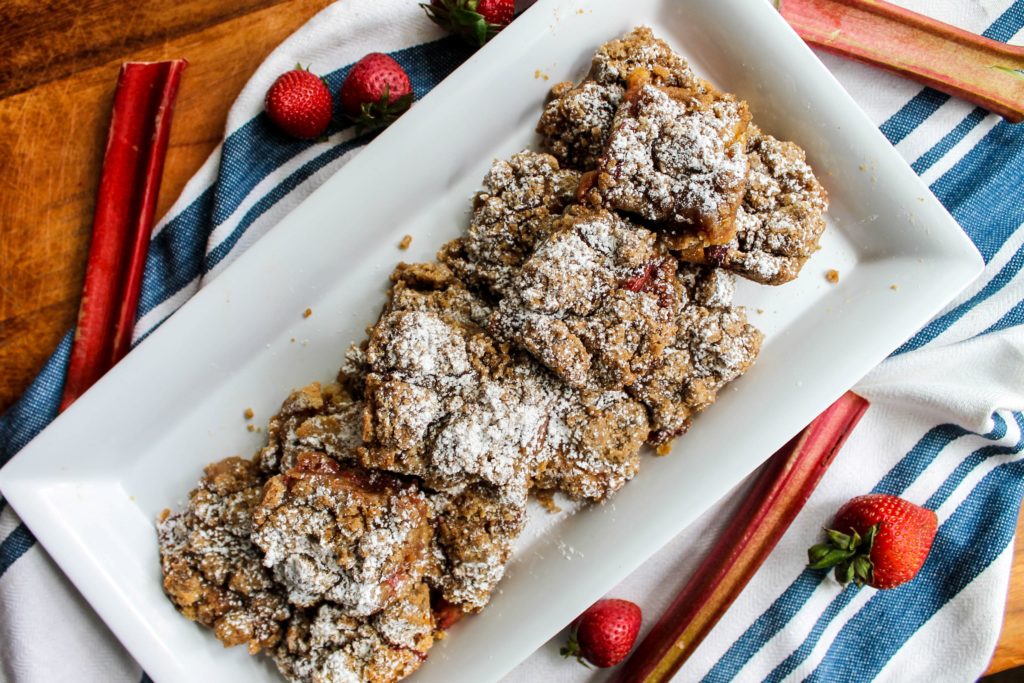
[
  {"xmin": 808, "ymin": 494, "xmax": 937, "ymax": 589},
  {"xmin": 561, "ymin": 598, "xmax": 642, "ymax": 668},
  {"xmin": 339, "ymin": 53, "xmax": 413, "ymax": 131},
  {"xmin": 422, "ymin": 0, "xmax": 515, "ymax": 46},
  {"xmin": 264, "ymin": 66, "xmax": 333, "ymax": 140}
]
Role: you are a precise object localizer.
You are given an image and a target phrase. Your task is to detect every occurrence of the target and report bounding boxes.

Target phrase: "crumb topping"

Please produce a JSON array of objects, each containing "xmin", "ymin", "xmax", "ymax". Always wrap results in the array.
[
  {"xmin": 439, "ymin": 151, "xmax": 580, "ymax": 300},
  {"xmin": 490, "ymin": 207, "xmax": 682, "ymax": 390},
  {"xmin": 157, "ymin": 456, "xmax": 290, "ymax": 654},
  {"xmin": 590, "ymin": 26, "xmax": 699, "ymax": 90},
  {"xmin": 537, "ymin": 81, "xmax": 623, "ymax": 170},
  {"xmin": 428, "ymin": 484, "xmax": 526, "ymax": 611},
  {"xmin": 253, "ymin": 452, "xmax": 433, "ymax": 616},
  {"xmin": 630, "ymin": 266, "xmax": 763, "ymax": 445},
  {"xmin": 257, "ymin": 383, "xmax": 364, "ymax": 474},
  {"xmin": 675, "ymin": 126, "xmax": 829, "ymax": 284},
  {"xmin": 272, "ymin": 583, "xmax": 433, "ymax": 683},
  {"xmin": 596, "ymin": 84, "xmax": 750, "ymax": 246}
]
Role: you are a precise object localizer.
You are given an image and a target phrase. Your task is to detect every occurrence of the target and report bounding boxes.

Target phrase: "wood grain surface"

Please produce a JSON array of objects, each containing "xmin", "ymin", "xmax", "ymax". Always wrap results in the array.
[
  {"xmin": 0, "ymin": 0, "xmax": 1021, "ymax": 678},
  {"xmin": 0, "ymin": 0, "xmax": 333, "ymax": 412}
]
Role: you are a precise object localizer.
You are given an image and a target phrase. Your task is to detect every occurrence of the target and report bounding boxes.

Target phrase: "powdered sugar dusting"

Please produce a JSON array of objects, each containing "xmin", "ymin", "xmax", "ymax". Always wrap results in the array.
[
  {"xmin": 439, "ymin": 151, "xmax": 580, "ymax": 300},
  {"xmin": 252, "ymin": 453, "xmax": 433, "ymax": 617},
  {"xmin": 598, "ymin": 84, "xmax": 749, "ymax": 245},
  {"xmin": 491, "ymin": 208, "xmax": 681, "ymax": 391}
]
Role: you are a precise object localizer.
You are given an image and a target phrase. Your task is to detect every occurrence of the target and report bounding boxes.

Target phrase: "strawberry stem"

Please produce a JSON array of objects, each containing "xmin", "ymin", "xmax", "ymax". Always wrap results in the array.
[
  {"xmin": 420, "ymin": 0, "xmax": 504, "ymax": 47},
  {"xmin": 560, "ymin": 631, "xmax": 593, "ymax": 669},
  {"xmin": 346, "ymin": 84, "xmax": 413, "ymax": 133},
  {"xmin": 807, "ymin": 523, "xmax": 878, "ymax": 586}
]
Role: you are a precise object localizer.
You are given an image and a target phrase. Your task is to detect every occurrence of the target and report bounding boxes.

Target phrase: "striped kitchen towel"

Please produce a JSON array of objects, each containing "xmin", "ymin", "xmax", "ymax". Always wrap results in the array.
[{"xmin": 2, "ymin": 0, "xmax": 1023, "ymax": 681}]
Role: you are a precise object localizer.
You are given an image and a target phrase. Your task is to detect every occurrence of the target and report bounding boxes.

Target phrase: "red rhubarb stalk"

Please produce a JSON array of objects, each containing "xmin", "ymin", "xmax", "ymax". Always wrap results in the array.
[
  {"xmin": 612, "ymin": 391, "xmax": 869, "ymax": 683},
  {"xmin": 60, "ymin": 60, "xmax": 186, "ymax": 412},
  {"xmin": 779, "ymin": 0, "xmax": 1024, "ymax": 123}
]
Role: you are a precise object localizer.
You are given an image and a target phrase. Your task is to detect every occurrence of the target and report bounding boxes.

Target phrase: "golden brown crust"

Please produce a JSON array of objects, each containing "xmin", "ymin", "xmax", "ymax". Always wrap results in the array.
[
  {"xmin": 252, "ymin": 452, "xmax": 434, "ymax": 616},
  {"xmin": 490, "ymin": 207, "xmax": 683, "ymax": 391},
  {"xmin": 157, "ymin": 456, "xmax": 290, "ymax": 654},
  {"xmin": 674, "ymin": 126, "xmax": 829, "ymax": 284}
]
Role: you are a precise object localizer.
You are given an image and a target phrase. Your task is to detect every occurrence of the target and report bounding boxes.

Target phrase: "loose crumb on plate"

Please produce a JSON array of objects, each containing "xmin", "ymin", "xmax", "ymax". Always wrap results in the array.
[
  {"xmin": 244, "ymin": 407, "xmax": 255, "ymax": 420},
  {"xmin": 303, "ymin": 307, "xmax": 313, "ymax": 318},
  {"xmin": 399, "ymin": 234, "xmax": 413, "ymax": 250},
  {"xmin": 890, "ymin": 284, "xmax": 899, "ymax": 291},
  {"xmin": 534, "ymin": 69, "xmax": 549, "ymax": 81},
  {"xmin": 825, "ymin": 269, "xmax": 840, "ymax": 284}
]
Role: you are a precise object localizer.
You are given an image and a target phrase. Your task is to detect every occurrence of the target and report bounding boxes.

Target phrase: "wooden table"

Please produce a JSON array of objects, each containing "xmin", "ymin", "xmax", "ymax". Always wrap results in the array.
[{"xmin": 0, "ymin": 0, "xmax": 1021, "ymax": 678}]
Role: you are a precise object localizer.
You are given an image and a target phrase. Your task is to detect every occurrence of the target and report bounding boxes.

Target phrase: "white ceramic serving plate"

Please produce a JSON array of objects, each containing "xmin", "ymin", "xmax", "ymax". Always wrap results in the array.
[{"xmin": 0, "ymin": 0, "xmax": 982, "ymax": 680}]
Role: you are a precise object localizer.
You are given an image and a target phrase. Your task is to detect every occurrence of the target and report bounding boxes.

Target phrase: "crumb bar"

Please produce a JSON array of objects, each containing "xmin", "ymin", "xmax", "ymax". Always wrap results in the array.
[
  {"xmin": 537, "ymin": 27, "xmax": 706, "ymax": 171},
  {"xmin": 594, "ymin": 77, "xmax": 751, "ymax": 247},
  {"xmin": 438, "ymin": 151, "xmax": 580, "ymax": 300},
  {"xmin": 490, "ymin": 206, "xmax": 681, "ymax": 391},
  {"xmin": 675, "ymin": 126, "xmax": 829, "ymax": 284},
  {"xmin": 359, "ymin": 263, "xmax": 546, "ymax": 492},
  {"xmin": 257, "ymin": 382, "xmax": 364, "ymax": 475},
  {"xmin": 428, "ymin": 483, "xmax": 526, "ymax": 612},
  {"xmin": 630, "ymin": 266, "xmax": 763, "ymax": 445},
  {"xmin": 272, "ymin": 583, "xmax": 434, "ymax": 683},
  {"xmin": 252, "ymin": 452, "xmax": 433, "ymax": 616},
  {"xmin": 158, "ymin": 456, "xmax": 290, "ymax": 653}
]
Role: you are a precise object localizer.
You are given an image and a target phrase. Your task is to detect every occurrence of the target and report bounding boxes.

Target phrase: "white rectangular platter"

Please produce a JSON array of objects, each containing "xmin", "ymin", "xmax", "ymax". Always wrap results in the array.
[{"xmin": 0, "ymin": 0, "xmax": 983, "ymax": 681}]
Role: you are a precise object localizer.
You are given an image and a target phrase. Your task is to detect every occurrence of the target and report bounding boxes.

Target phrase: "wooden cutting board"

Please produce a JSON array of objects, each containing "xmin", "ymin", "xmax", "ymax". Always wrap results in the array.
[{"xmin": 0, "ymin": 0, "xmax": 1020, "ymax": 677}]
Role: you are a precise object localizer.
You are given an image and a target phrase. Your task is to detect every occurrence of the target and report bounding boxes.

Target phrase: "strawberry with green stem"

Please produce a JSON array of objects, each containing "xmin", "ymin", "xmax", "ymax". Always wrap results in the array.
[
  {"xmin": 421, "ymin": 0, "xmax": 515, "ymax": 47},
  {"xmin": 808, "ymin": 493, "xmax": 938, "ymax": 589},
  {"xmin": 339, "ymin": 53, "xmax": 413, "ymax": 132}
]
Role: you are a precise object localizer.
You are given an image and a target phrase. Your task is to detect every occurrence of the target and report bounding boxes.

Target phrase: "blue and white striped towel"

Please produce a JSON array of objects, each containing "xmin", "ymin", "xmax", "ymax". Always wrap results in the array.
[{"xmin": 1, "ymin": 1, "xmax": 1023, "ymax": 681}]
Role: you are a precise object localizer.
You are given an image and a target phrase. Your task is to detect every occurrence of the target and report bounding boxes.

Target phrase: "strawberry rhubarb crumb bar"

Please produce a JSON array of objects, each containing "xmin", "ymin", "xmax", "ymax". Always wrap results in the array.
[
  {"xmin": 631, "ymin": 266, "xmax": 763, "ymax": 446},
  {"xmin": 360, "ymin": 261, "xmax": 650, "ymax": 503},
  {"xmin": 489, "ymin": 206, "xmax": 682, "ymax": 391},
  {"xmin": 537, "ymin": 27, "xmax": 705, "ymax": 171},
  {"xmin": 591, "ymin": 72, "xmax": 752, "ymax": 248},
  {"xmin": 252, "ymin": 451, "xmax": 434, "ymax": 616},
  {"xmin": 439, "ymin": 151, "xmax": 580, "ymax": 300},
  {"xmin": 256, "ymin": 382, "xmax": 364, "ymax": 475},
  {"xmin": 272, "ymin": 583, "xmax": 434, "ymax": 683},
  {"xmin": 674, "ymin": 126, "xmax": 829, "ymax": 285},
  {"xmin": 158, "ymin": 456, "xmax": 291, "ymax": 653}
]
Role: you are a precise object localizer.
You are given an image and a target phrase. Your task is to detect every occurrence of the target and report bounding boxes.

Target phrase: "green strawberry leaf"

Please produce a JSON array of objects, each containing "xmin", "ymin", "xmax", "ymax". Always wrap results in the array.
[
  {"xmin": 853, "ymin": 555, "xmax": 874, "ymax": 586},
  {"xmin": 419, "ymin": 0, "xmax": 506, "ymax": 47},
  {"xmin": 825, "ymin": 529, "xmax": 852, "ymax": 549}
]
